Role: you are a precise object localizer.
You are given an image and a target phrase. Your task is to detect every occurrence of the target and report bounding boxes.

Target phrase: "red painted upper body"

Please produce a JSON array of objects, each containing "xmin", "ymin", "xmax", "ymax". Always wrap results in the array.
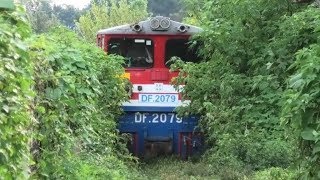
[{"xmin": 97, "ymin": 17, "xmax": 202, "ymax": 106}]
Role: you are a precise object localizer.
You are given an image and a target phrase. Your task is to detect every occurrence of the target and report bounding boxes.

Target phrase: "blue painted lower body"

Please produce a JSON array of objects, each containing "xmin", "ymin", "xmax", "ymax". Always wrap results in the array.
[{"xmin": 118, "ymin": 106, "xmax": 203, "ymax": 158}]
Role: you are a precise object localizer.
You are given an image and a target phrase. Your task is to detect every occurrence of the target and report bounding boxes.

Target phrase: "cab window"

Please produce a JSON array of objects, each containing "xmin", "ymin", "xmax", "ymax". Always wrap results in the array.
[
  {"xmin": 107, "ymin": 38, "xmax": 154, "ymax": 68},
  {"xmin": 165, "ymin": 39, "xmax": 201, "ymax": 67}
]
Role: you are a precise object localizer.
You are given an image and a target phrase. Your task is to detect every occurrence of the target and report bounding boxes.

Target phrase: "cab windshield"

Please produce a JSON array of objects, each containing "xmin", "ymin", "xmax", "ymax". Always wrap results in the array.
[
  {"xmin": 165, "ymin": 39, "xmax": 202, "ymax": 67},
  {"xmin": 107, "ymin": 38, "xmax": 154, "ymax": 68}
]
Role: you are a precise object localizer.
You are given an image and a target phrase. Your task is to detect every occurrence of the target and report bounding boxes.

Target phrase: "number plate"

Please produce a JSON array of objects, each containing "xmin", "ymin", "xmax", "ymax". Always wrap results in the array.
[
  {"xmin": 134, "ymin": 112, "xmax": 182, "ymax": 124},
  {"xmin": 139, "ymin": 94, "xmax": 178, "ymax": 103}
]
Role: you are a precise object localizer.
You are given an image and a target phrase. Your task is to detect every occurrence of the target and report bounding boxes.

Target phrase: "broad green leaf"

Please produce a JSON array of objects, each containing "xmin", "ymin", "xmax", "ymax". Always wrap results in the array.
[
  {"xmin": 0, "ymin": 149, "xmax": 8, "ymax": 161},
  {"xmin": 0, "ymin": 0, "xmax": 14, "ymax": 10},
  {"xmin": 36, "ymin": 106, "xmax": 46, "ymax": 114},
  {"xmin": 2, "ymin": 105, "xmax": 9, "ymax": 113},
  {"xmin": 75, "ymin": 62, "xmax": 86, "ymax": 69},
  {"xmin": 289, "ymin": 73, "xmax": 304, "ymax": 89},
  {"xmin": 312, "ymin": 142, "xmax": 320, "ymax": 155},
  {"xmin": 45, "ymin": 88, "xmax": 62, "ymax": 100},
  {"xmin": 301, "ymin": 128, "xmax": 316, "ymax": 141}
]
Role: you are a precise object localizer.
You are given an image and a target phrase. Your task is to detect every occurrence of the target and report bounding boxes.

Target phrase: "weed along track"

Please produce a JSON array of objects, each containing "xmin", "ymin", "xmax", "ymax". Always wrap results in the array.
[{"xmin": 139, "ymin": 157, "xmax": 218, "ymax": 180}]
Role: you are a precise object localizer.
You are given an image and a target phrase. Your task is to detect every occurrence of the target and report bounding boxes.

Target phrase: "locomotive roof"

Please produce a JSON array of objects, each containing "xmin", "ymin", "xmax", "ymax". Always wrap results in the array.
[{"xmin": 97, "ymin": 16, "xmax": 202, "ymax": 35}]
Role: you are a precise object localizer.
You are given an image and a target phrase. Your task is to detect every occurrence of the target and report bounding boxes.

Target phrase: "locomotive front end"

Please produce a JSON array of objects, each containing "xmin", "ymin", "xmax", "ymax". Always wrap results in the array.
[{"xmin": 97, "ymin": 16, "xmax": 203, "ymax": 158}]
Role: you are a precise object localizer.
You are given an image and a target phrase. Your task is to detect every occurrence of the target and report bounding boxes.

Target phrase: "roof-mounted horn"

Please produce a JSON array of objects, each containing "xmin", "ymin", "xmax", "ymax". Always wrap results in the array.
[
  {"xmin": 150, "ymin": 16, "xmax": 171, "ymax": 31},
  {"xmin": 160, "ymin": 18, "xmax": 170, "ymax": 29},
  {"xmin": 150, "ymin": 18, "xmax": 160, "ymax": 29}
]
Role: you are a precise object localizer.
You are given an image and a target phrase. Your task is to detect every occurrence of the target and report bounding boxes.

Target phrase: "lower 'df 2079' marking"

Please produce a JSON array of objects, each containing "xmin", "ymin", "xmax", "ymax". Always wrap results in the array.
[{"xmin": 134, "ymin": 113, "xmax": 182, "ymax": 123}]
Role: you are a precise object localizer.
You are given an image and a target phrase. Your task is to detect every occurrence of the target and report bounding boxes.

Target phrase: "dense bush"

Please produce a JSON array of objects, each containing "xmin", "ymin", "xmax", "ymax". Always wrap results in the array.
[
  {"xmin": 28, "ymin": 27, "xmax": 136, "ymax": 178},
  {"xmin": 208, "ymin": 133, "xmax": 294, "ymax": 169},
  {"xmin": 252, "ymin": 167, "xmax": 298, "ymax": 180},
  {"xmin": 1, "ymin": 6, "xmax": 140, "ymax": 179},
  {"xmin": 281, "ymin": 7, "xmax": 320, "ymax": 178},
  {"xmin": 0, "ymin": 7, "xmax": 33, "ymax": 178},
  {"xmin": 202, "ymin": 133, "xmax": 295, "ymax": 179},
  {"xmin": 176, "ymin": 0, "xmax": 320, "ymax": 178}
]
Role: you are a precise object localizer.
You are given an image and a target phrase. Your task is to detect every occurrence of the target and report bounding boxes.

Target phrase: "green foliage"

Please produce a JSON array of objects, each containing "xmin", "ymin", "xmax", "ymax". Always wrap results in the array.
[
  {"xmin": 202, "ymin": 133, "xmax": 295, "ymax": 179},
  {"xmin": 181, "ymin": 0, "xmax": 205, "ymax": 25},
  {"xmin": 252, "ymin": 167, "xmax": 298, "ymax": 180},
  {"xmin": 28, "ymin": 27, "xmax": 134, "ymax": 178},
  {"xmin": 0, "ymin": 6, "xmax": 33, "ymax": 178},
  {"xmin": 140, "ymin": 157, "xmax": 217, "ymax": 180},
  {"xmin": 76, "ymin": 0, "xmax": 148, "ymax": 42},
  {"xmin": 281, "ymin": 8, "xmax": 320, "ymax": 178},
  {"xmin": 216, "ymin": 134, "xmax": 293, "ymax": 168},
  {"xmin": 43, "ymin": 152, "xmax": 142, "ymax": 180},
  {"xmin": 173, "ymin": 0, "xmax": 320, "ymax": 177},
  {"xmin": 1, "ymin": 4, "xmax": 138, "ymax": 179}
]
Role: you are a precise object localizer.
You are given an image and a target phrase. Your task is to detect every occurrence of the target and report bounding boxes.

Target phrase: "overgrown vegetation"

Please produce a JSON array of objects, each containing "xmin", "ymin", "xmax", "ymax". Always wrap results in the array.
[
  {"xmin": 1, "ymin": 5, "xmax": 141, "ymax": 179},
  {"xmin": 281, "ymin": 8, "xmax": 320, "ymax": 178},
  {"xmin": 173, "ymin": 0, "xmax": 320, "ymax": 179},
  {"xmin": 0, "ymin": 6, "xmax": 33, "ymax": 178},
  {"xmin": 29, "ymin": 27, "xmax": 136, "ymax": 178},
  {"xmin": 140, "ymin": 157, "xmax": 218, "ymax": 180},
  {"xmin": 2, "ymin": 0, "xmax": 320, "ymax": 179}
]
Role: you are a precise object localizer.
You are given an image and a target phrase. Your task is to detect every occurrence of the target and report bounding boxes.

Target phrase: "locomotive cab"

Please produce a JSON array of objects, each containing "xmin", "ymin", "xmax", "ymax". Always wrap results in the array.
[{"xmin": 97, "ymin": 16, "xmax": 203, "ymax": 158}]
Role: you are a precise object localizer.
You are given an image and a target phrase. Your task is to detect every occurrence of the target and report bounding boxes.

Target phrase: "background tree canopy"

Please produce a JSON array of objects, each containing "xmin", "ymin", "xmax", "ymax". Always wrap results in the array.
[
  {"xmin": 22, "ymin": 0, "xmax": 186, "ymax": 37},
  {"xmin": 76, "ymin": 0, "xmax": 148, "ymax": 43}
]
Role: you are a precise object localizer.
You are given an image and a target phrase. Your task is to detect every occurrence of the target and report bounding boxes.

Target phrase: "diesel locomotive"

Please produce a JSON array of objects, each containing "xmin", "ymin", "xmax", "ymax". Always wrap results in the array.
[{"xmin": 97, "ymin": 16, "xmax": 203, "ymax": 158}]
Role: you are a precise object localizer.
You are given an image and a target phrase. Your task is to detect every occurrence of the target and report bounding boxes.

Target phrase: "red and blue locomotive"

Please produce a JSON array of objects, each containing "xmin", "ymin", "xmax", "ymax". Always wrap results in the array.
[{"xmin": 97, "ymin": 16, "xmax": 203, "ymax": 158}]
